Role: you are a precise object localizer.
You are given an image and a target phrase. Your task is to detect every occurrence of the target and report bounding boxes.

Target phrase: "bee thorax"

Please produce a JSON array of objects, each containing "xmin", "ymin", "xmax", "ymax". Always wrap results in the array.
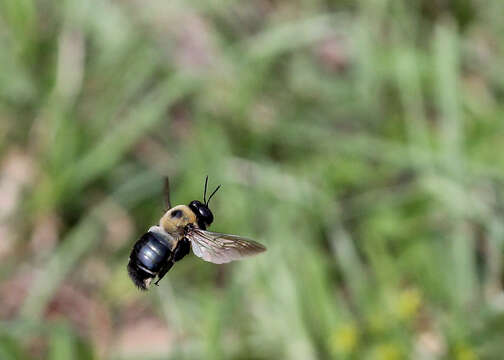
[{"xmin": 160, "ymin": 205, "xmax": 197, "ymax": 234}]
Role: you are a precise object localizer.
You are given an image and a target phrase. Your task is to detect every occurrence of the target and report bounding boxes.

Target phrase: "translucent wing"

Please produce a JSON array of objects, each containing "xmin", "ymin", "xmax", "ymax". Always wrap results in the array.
[
  {"xmin": 163, "ymin": 177, "xmax": 171, "ymax": 210},
  {"xmin": 187, "ymin": 229, "xmax": 266, "ymax": 264}
]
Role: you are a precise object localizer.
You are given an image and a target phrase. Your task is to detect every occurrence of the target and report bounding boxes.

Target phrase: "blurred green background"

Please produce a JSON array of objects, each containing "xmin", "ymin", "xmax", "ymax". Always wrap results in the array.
[{"xmin": 1, "ymin": 0, "xmax": 504, "ymax": 359}]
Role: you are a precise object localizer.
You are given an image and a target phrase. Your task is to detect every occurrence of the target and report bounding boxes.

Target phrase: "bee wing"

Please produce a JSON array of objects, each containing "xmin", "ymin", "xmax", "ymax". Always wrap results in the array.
[
  {"xmin": 187, "ymin": 229, "xmax": 266, "ymax": 264},
  {"xmin": 163, "ymin": 177, "xmax": 172, "ymax": 210}
]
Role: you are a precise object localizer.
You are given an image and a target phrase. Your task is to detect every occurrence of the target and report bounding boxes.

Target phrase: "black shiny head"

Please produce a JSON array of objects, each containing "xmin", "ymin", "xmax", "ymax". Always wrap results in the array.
[
  {"xmin": 188, "ymin": 200, "xmax": 213, "ymax": 230},
  {"xmin": 188, "ymin": 176, "xmax": 221, "ymax": 230}
]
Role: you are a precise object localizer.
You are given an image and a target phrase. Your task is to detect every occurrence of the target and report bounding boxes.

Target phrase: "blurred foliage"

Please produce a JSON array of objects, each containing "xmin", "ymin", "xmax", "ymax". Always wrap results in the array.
[{"xmin": 1, "ymin": 0, "xmax": 504, "ymax": 359}]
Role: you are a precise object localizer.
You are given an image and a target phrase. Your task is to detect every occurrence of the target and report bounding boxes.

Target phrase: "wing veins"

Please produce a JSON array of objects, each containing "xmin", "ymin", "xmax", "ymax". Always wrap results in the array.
[{"xmin": 187, "ymin": 228, "xmax": 266, "ymax": 264}]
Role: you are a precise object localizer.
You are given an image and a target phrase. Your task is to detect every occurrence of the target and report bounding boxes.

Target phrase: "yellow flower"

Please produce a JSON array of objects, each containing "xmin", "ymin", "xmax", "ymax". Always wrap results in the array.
[
  {"xmin": 373, "ymin": 343, "xmax": 403, "ymax": 360},
  {"xmin": 396, "ymin": 288, "xmax": 421, "ymax": 320},
  {"xmin": 329, "ymin": 323, "xmax": 359, "ymax": 355},
  {"xmin": 455, "ymin": 345, "xmax": 478, "ymax": 360}
]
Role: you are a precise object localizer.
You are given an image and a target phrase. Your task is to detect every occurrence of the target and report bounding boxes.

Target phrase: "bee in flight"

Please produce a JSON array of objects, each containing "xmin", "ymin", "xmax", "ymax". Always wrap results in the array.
[{"xmin": 127, "ymin": 176, "xmax": 266, "ymax": 290}]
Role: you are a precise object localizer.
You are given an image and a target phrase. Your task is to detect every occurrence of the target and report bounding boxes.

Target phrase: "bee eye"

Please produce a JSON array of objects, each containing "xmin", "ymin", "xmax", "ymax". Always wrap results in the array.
[
  {"xmin": 198, "ymin": 207, "xmax": 213, "ymax": 224},
  {"xmin": 188, "ymin": 200, "xmax": 214, "ymax": 228},
  {"xmin": 171, "ymin": 210, "xmax": 182, "ymax": 218}
]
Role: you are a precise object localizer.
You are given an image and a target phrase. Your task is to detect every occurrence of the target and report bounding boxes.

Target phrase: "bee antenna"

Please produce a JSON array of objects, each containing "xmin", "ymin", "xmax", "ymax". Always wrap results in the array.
[
  {"xmin": 203, "ymin": 175, "xmax": 209, "ymax": 204},
  {"xmin": 206, "ymin": 184, "xmax": 221, "ymax": 205}
]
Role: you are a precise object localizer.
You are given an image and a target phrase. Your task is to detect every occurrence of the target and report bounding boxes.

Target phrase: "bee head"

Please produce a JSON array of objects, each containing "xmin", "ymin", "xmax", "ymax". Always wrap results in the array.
[
  {"xmin": 188, "ymin": 200, "xmax": 214, "ymax": 230},
  {"xmin": 188, "ymin": 176, "xmax": 221, "ymax": 230}
]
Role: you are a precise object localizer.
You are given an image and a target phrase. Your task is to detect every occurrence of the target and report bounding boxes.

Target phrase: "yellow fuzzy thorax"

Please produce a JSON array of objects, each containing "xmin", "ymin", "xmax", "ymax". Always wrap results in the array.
[{"xmin": 159, "ymin": 205, "xmax": 197, "ymax": 234}]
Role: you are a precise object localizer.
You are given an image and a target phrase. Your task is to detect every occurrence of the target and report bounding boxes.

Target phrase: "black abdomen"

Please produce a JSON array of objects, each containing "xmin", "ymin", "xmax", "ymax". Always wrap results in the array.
[
  {"xmin": 128, "ymin": 232, "xmax": 172, "ymax": 290},
  {"xmin": 135, "ymin": 232, "xmax": 172, "ymax": 272}
]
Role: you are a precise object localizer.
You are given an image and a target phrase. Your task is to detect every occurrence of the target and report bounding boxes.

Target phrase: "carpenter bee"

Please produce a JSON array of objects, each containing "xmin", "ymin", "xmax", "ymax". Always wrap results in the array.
[{"xmin": 127, "ymin": 176, "xmax": 266, "ymax": 290}]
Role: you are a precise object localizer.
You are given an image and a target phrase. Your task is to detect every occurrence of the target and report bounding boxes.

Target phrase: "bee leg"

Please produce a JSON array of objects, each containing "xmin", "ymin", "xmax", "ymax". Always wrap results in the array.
[
  {"xmin": 154, "ymin": 260, "xmax": 174, "ymax": 286},
  {"xmin": 173, "ymin": 238, "xmax": 191, "ymax": 262}
]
